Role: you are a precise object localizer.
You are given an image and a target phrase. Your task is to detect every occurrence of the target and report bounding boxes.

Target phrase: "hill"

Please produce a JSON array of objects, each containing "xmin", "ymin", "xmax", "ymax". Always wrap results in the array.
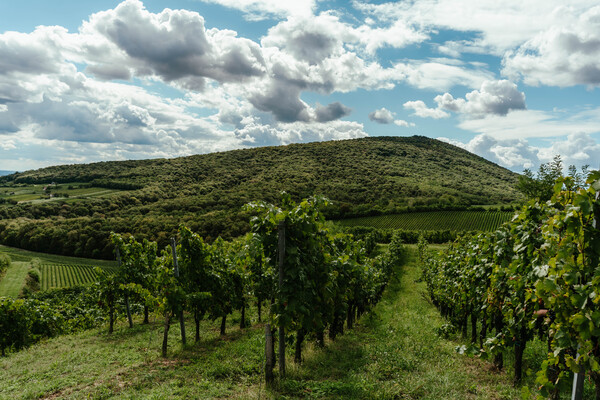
[{"xmin": 0, "ymin": 136, "xmax": 522, "ymax": 259}]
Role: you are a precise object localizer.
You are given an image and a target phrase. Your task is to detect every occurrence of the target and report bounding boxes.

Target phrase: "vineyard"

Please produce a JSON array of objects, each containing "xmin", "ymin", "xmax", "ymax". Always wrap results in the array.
[
  {"xmin": 0, "ymin": 194, "xmax": 406, "ymax": 379},
  {"xmin": 39, "ymin": 264, "xmax": 118, "ymax": 290},
  {"xmin": 337, "ymin": 210, "xmax": 513, "ymax": 231},
  {"xmin": 421, "ymin": 171, "xmax": 600, "ymax": 399}
]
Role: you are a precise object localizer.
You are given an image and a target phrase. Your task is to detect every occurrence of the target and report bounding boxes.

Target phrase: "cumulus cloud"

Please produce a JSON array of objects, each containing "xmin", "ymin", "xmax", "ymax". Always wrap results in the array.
[
  {"xmin": 503, "ymin": 6, "xmax": 600, "ymax": 87},
  {"xmin": 394, "ymin": 119, "xmax": 415, "ymax": 127},
  {"xmin": 458, "ymin": 108, "xmax": 600, "ymax": 140},
  {"xmin": 393, "ymin": 60, "xmax": 495, "ymax": 91},
  {"xmin": 234, "ymin": 120, "xmax": 367, "ymax": 147},
  {"xmin": 314, "ymin": 102, "xmax": 352, "ymax": 122},
  {"xmin": 369, "ymin": 108, "xmax": 395, "ymax": 124},
  {"xmin": 354, "ymin": 1, "xmax": 595, "ymax": 55},
  {"xmin": 368, "ymin": 107, "xmax": 415, "ymax": 127},
  {"xmin": 537, "ymin": 132, "xmax": 600, "ymax": 167},
  {"xmin": 403, "ymin": 100, "xmax": 449, "ymax": 119},
  {"xmin": 440, "ymin": 131, "xmax": 600, "ymax": 172},
  {"xmin": 439, "ymin": 134, "xmax": 538, "ymax": 169},
  {"xmin": 435, "ymin": 80, "xmax": 526, "ymax": 118},
  {"xmin": 81, "ymin": 0, "xmax": 266, "ymax": 85}
]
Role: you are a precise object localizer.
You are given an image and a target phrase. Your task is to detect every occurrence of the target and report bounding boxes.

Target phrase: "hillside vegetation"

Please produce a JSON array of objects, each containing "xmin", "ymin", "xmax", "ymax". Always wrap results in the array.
[{"xmin": 0, "ymin": 136, "xmax": 521, "ymax": 259}]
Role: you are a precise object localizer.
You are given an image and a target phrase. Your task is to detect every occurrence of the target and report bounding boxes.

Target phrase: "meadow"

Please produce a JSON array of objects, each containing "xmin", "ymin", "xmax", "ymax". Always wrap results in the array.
[{"xmin": 0, "ymin": 182, "xmax": 121, "ymax": 204}]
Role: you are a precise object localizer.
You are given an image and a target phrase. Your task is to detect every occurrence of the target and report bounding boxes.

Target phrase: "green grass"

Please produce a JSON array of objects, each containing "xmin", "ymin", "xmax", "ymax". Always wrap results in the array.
[
  {"xmin": 0, "ymin": 245, "xmax": 117, "ymax": 295},
  {"xmin": 0, "ymin": 244, "xmax": 116, "ymax": 268},
  {"xmin": 0, "ymin": 249, "xmax": 532, "ymax": 399},
  {"xmin": 337, "ymin": 210, "xmax": 513, "ymax": 231},
  {"xmin": 0, "ymin": 183, "xmax": 121, "ymax": 204},
  {"xmin": 0, "ymin": 261, "xmax": 30, "ymax": 297}
]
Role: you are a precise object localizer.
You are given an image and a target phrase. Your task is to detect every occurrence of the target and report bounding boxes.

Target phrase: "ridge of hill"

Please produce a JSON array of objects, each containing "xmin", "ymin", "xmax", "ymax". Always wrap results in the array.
[{"xmin": 0, "ymin": 136, "xmax": 522, "ymax": 259}]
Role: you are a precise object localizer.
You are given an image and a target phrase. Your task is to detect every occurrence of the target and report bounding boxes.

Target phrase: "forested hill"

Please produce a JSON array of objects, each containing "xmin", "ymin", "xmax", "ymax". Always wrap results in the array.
[{"xmin": 0, "ymin": 136, "xmax": 522, "ymax": 258}]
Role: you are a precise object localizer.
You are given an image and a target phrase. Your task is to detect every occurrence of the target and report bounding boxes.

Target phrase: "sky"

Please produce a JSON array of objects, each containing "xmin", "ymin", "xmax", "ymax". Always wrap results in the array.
[{"xmin": 1, "ymin": 0, "xmax": 599, "ymax": 173}]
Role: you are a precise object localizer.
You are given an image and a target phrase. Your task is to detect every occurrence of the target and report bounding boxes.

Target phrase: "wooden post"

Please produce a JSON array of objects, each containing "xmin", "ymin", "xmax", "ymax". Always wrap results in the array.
[
  {"xmin": 171, "ymin": 238, "xmax": 186, "ymax": 346},
  {"xmin": 116, "ymin": 247, "xmax": 133, "ymax": 328},
  {"xmin": 265, "ymin": 324, "xmax": 274, "ymax": 384},
  {"xmin": 571, "ymin": 191, "xmax": 599, "ymax": 399},
  {"xmin": 278, "ymin": 221, "xmax": 286, "ymax": 377},
  {"xmin": 571, "ymin": 345, "xmax": 585, "ymax": 400}
]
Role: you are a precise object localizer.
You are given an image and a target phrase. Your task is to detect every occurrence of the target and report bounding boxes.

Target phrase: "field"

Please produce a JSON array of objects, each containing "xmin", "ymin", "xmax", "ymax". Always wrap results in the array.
[
  {"xmin": 39, "ymin": 264, "xmax": 118, "ymax": 291},
  {"xmin": 0, "ymin": 245, "xmax": 117, "ymax": 296},
  {"xmin": 0, "ymin": 182, "xmax": 122, "ymax": 204},
  {"xmin": 337, "ymin": 210, "xmax": 513, "ymax": 231}
]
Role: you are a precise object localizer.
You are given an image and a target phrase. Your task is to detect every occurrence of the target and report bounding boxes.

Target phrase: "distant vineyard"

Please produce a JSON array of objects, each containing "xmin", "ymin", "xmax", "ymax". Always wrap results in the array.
[
  {"xmin": 336, "ymin": 210, "xmax": 513, "ymax": 231},
  {"xmin": 40, "ymin": 264, "xmax": 118, "ymax": 290}
]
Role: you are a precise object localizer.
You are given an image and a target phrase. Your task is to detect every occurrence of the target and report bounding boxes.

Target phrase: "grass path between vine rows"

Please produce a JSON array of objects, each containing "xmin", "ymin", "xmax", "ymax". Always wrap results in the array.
[
  {"xmin": 0, "ymin": 261, "xmax": 29, "ymax": 298},
  {"xmin": 0, "ymin": 249, "xmax": 521, "ymax": 399}
]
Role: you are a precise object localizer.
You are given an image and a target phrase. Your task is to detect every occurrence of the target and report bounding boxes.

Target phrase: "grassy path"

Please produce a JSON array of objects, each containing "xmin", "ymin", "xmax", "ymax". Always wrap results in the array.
[
  {"xmin": 0, "ymin": 261, "xmax": 29, "ymax": 298},
  {"xmin": 0, "ymin": 251, "xmax": 521, "ymax": 399},
  {"xmin": 274, "ymin": 251, "xmax": 520, "ymax": 399}
]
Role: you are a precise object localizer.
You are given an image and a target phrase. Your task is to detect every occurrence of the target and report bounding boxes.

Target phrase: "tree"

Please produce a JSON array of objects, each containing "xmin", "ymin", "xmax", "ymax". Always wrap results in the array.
[{"xmin": 516, "ymin": 155, "xmax": 563, "ymax": 201}]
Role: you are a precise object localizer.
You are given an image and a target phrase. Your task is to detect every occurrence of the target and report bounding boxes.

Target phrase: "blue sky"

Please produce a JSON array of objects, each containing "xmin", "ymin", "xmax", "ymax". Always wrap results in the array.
[{"xmin": 1, "ymin": 0, "xmax": 599, "ymax": 172}]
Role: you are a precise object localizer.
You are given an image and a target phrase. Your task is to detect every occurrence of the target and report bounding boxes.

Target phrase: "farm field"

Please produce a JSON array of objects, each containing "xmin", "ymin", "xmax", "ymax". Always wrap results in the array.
[
  {"xmin": 0, "ymin": 244, "xmax": 116, "ymax": 267},
  {"xmin": 337, "ymin": 210, "xmax": 513, "ymax": 231},
  {"xmin": 0, "ymin": 245, "xmax": 117, "ymax": 296},
  {"xmin": 0, "ymin": 249, "xmax": 527, "ymax": 399},
  {"xmin": 39, "ymin": 264, "xmax": 118, "ymax": 291},
  {"xmin": 0, "ymin": 182, "xmax": 122, "ymax": 204}
]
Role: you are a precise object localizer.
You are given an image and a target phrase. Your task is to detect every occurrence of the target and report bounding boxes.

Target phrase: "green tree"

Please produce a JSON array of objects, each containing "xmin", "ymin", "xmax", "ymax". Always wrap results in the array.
[{"xmin": 516, "ymin": 155, "xmax": 563, "ymax": 201}]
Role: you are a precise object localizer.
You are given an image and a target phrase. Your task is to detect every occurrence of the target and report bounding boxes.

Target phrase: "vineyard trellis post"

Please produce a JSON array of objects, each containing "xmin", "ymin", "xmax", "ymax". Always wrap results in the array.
[
  {"xmin": 571, "ymin": 348, "xmax": 584, "ymax": 400},
  {"xmin": 171, "ymin": 237, "xmax": 186, "ymax": 346},
  {"xmin": 572, "ymin": 189, "xmax": 600, "ymax": 400},
  {"xmin": 265, "ymin": 323, "xmax": 274, "ymax": 384},
  {"xmin": 116, "ymin": 247, "xmax": 134, "ymax": 328},
  {"xmin": 278, "ymin": 221, "xmax": 286, "ymax": 377}
]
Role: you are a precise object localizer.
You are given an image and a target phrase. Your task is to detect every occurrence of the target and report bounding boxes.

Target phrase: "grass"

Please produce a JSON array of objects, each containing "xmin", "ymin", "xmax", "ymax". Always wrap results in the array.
[
  {"xmin": 0, "ymin": 183, "xmax": 121, "ymax": 204},
  {"xmin": 0, "ymin": 244, "xmax": 116, "ymax": 268},
  {"xmin": 0, "ymin": 261, "xmax": 29, "ymax": 297},
  {"xmin": 0, "ymin": 245, "xmax": 117, "ymax": 296},
  {"xmin": 0, "ymin": 248, "xmax": 533, "ymax": 400}
]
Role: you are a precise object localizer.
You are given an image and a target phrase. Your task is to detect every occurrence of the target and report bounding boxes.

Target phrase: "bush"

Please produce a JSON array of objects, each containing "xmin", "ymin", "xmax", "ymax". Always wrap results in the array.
[{"xmin": 0, "ymin": 253, "xmax": 10, "ymax": 275}]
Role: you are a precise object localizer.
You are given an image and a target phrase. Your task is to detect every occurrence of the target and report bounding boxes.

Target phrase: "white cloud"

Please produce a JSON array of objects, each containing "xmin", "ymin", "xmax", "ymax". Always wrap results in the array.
[
  {"xmin": 458, "ymin": 108, "xmax": 600, "ymax": 140},
  {"xmin": 368, "ymin": 107, "xmax": 395, "ymax": 124},
  {"xmin": 234, "ymin": 120, "xmax": 367, "ymax": 146},
  {"xmin": 367, "ymin": 107, "xmax": 415, "ymax": 127},
  {"xmin": 537, "ymin": 132, "xmax": 600, "ymax": 167},
  {"xmin": 393, "ymin": 60, "xmax": 495, "ymax": 91},
  {"xmin": 80, "ymin": 0, "xmax": 266, "ymax": 85},
  {"xmin": 503, "ymin": 6, "xmax": 600, "ymax": 87},
  {"xmin": 440, "ymin": 131, "xmax": 600, "ymax": 171},
  {"xmin": 394, "ymin": 119, "xmax": 415, "ymax": 127},
  {"xmin": 354, "ymin": 1, "xmax": 594, "ymax": 55},
  {"xmin": 403, "ymin": 100, "xmax": 449, "ymax": 119},
  {"xmin": 439, "ymin": 134, "xmax": 538, "ymax": 169},
  {"xmin": 435, "ymin": 80, "xmax": 526, "ymax": 118}
]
